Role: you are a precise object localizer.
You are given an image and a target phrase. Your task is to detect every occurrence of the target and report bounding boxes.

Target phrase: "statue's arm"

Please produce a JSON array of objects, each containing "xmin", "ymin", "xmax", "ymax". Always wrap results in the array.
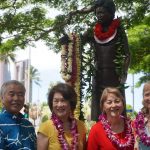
[
  {"xmin": 59, "ymin": 28, "xmax": 93, "ymax": 48},
  {"xmin": 82, "ymin": 28, "xmax": 94, "ymax": 45}
]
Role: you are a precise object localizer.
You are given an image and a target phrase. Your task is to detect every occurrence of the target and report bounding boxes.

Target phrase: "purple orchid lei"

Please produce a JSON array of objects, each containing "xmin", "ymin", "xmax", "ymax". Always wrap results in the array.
[
  {"xmin": 99, "ymin": 114, "xmax": 134, "ymax": 149},
  {"xmin": 135, "ymin": 111, "xmax": 150, "ymax": 146},
  {"xmin": 51, "ymin": 113, "xmax": 79, "ymax": 150}
]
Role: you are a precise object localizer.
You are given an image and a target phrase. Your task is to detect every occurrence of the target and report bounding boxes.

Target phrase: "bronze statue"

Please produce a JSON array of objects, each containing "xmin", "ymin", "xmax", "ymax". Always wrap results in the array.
[{"xmin": 60, "ymin": 0, "xmax": 130, "ymax": 121}]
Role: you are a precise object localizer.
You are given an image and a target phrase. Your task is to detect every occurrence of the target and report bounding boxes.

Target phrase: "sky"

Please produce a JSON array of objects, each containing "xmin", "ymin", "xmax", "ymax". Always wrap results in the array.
[
  {"xmin": 14, "ymin": 41, "xmax": 143, "ymax": 112},
  {"xmin": 14, "ymin": 41, "xmax": 63, "ymax": 104},
  {"xmin": 125, "ymin": 73, "xmax": 143, "ymax": 112}
]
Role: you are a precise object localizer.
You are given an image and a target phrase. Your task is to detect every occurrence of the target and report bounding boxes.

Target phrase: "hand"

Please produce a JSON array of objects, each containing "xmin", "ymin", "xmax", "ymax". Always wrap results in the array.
[{"xmin": 59, "ymin": 34, "xmax": 70, "ymax": 45}]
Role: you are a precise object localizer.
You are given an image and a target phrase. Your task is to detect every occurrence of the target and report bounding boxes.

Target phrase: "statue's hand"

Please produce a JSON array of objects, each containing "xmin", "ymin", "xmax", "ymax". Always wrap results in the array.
[{"xmin": 59, "ymin": 34, "xmax": 70, "ymax": 45}]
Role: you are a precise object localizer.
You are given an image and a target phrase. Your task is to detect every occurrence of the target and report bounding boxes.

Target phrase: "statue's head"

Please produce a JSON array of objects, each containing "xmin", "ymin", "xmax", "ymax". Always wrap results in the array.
[{"xmin": 94, "ymin": 0, "xmax": 116, "ymax": 24}]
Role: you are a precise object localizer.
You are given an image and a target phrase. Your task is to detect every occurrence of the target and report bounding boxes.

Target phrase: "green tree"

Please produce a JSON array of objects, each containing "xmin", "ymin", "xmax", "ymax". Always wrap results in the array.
[
  {"xmin": 128, "ymin": 16, "xmax": 150, "ymax": 86},
  {"xmin": 126, "ymin": 104, "xmax": 137, "ymax": 119},
  {"xmin": 0, "ymin": 0, "xmax": 149, "ymax": 86},
  {"xmin": 0, "ymin": 48, "xmax": 16, "ymax": 63},
  {"xmin": 29, "ymin": 65, "xmax": 41, "ymax": 103},
  {"xmin": 0, "ymin": 0, "xmax": 149, "ymax": 53}
]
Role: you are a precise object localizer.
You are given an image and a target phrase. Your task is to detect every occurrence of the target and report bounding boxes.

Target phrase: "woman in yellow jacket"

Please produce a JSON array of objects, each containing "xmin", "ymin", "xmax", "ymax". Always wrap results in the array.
[{"xmin": 37, "ymin": 83, "xmax": 86, "ymax": 150}]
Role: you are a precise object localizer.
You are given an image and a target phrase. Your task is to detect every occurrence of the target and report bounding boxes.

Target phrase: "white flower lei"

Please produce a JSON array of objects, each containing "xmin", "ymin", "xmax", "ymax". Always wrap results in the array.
[
  {"xmin": 60, "ymin": 33, "xmax": 73, "ymax": 81},
  {"xmin": 60, "ymin": 33, "xmax": 81, "ymax": 118},
  {"xmin": 60, "ymin": 33, "xmax": 80, "ymax": 82}
]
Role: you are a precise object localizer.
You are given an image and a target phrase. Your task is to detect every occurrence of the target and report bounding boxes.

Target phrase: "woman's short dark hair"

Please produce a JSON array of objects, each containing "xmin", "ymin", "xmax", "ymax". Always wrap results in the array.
[{"xmin": 48, "ymin": 83, "xmax": 77, "ymax": 112}]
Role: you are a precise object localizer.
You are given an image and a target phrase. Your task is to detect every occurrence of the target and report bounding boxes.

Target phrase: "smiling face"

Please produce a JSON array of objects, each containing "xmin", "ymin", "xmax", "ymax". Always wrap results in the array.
[
  {"xmin": 103, "ymin": 93, "xmax": 124, "ymax": 118},
  {"xmin": 1, "ymin": 83, "xmax": 25, "ymax": 115},
  {"xmin": 143, "ymin": 83, "xmax": 150, "ymax": 110},
  {"xmin": 52, "ymin": 92, "xmax": 71, "ymax": 121}
]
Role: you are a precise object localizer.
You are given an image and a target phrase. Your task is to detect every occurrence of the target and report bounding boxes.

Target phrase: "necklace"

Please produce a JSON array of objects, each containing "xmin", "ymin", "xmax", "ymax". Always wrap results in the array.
[
  {"xmin": 94, "ymin": 18, "xmax": 120, "ymax": 42},
  {"xmin": 135, "ymin": 112, "xmax": 150, "ymax": 146},
  {"xmin": 99, "ymin": 114, "xmax": 134, "ymax": 149},
  {"xmin": 51, "ymin": 113, "xmax": 79, "ymax": 150}
]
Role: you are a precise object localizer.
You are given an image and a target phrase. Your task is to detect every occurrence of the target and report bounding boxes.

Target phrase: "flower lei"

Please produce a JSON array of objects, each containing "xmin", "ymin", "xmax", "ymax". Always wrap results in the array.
[
  {"xmin": 60, "ymin": 33, "xmax": 82, "ymax": 119},
  {"xmin": 94, "ymin": 18, "xmax": 128, "ymax": 83},
  {"xmin": 51, "ymin": 113, "xmax": 79, "ymax": 150},
  {"xmin": 60, "ymin": 33, "xmax": 80, "ymax": 84},
  {"xmin": 61, "ymin": 43, "xmax": 72, "ymax": 82},
  {"xmin": 94, "ymin": 18, "xmax": 120, "ymax": 42},
  {"xmin": 99, "ymin": 114, "xmax": 134, "ymax": 149},
  {"xmin": 135, "ymin": 111, "xmax": 150, "ymax": 146}
]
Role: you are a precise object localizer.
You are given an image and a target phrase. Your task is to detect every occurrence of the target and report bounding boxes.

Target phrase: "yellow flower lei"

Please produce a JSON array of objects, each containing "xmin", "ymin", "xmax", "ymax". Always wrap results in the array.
[{"xmin": 74, "ymin": 34, "xmax": 81, "ymax": 119}]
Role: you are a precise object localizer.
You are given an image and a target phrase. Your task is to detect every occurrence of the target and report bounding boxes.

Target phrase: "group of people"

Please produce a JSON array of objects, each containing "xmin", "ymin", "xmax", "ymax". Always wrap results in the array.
[
  {"xmin": 0, "ymin": 80, "xmax": 150, "ymax": 150},
  {"xmin": 0, "ymin": 1, "xmax": 147, "ymax": 149}
]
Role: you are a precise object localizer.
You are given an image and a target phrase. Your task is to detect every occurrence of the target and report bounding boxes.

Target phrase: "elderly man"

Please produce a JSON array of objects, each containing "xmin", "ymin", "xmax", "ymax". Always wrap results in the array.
[{"xmin": 0, "ymin": 80, "xmax": 36, "ymax": 150}]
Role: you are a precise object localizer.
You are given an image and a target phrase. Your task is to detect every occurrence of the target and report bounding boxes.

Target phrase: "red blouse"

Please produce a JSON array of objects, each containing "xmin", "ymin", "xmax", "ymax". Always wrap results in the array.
[{"xmin": 87, "ymin": 121, "xmax": 134, "ymax": 150}]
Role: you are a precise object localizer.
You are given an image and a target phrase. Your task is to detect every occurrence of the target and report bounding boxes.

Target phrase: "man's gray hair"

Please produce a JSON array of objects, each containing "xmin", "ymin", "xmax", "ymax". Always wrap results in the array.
[{"xmin": 0, "ymin": 80, "xmax": 26, "ymax": 97}]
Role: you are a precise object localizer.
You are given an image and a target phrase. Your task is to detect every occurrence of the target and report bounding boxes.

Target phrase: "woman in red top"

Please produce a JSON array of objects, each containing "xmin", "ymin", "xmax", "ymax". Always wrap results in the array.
[{"xmin": 87, "ymin": 87, "xmax": 134, "ymax": 150}]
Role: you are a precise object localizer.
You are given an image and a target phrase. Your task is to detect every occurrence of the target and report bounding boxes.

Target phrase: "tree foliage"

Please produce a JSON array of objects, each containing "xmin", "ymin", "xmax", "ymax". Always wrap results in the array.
[
  {"xmin": 128, "ymin": 16, "xmax": 150, "ymax": 85},
  {"xmin": 0, "ymin": 0, "xmax": 149, "ymax": 84},
  {"xmin": 29, "ymin": 65, "xmax": 41, "ymax": 103}
]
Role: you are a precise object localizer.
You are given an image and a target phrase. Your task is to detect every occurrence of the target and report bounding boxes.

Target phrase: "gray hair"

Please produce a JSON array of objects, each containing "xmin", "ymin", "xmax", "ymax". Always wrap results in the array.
[{"xmin": 0, "ymin": 80, "xmax": 26, "ymax": 98}]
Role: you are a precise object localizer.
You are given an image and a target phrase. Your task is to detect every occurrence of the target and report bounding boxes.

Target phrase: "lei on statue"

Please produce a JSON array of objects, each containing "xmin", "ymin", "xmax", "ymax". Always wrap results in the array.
[
  {"xmin": 60, "ymin": 33, "xmax": 81, "ymax": 118},
  {"xmin": 94, "ymin": 18, "xmax": 120, "ymax": 43},
  {"xmin": 60, "ymin": 33, "xmax": 80, "ymax": 84}
]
